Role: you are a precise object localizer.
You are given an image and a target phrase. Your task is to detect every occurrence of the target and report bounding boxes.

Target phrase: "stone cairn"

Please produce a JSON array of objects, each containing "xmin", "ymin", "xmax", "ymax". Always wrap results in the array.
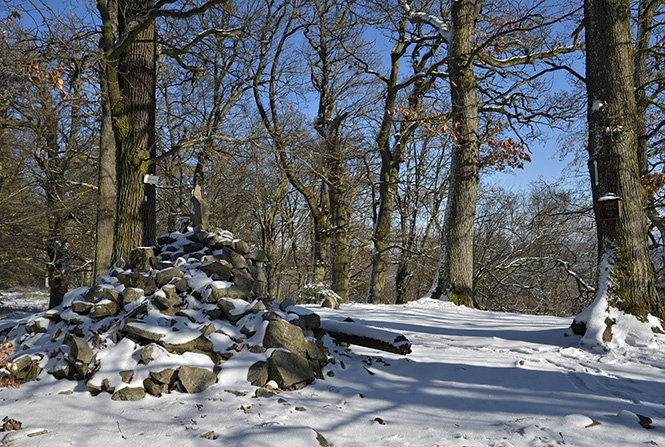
[{"xmin": 0, "ymin": 224, "xmax": 335, "ymax": 401}]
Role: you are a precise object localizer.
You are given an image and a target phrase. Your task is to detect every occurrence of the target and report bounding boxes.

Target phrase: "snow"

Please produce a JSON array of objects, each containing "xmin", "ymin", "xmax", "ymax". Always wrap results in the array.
[
  {"xmin": 591, "ymin": 99, "xmax": 604, "ymax": 112},
  {"xmin": 1, "ymin": 296, "xmax": 665, "ymax": 446}
]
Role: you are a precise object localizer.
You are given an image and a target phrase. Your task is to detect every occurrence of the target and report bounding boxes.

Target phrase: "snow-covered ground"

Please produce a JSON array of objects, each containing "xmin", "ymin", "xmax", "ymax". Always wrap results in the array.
[
  {"xmin": 0, "ymin": 297, "xmax": 663, "ymax": 446},
  {"xmin": 0, "ymin": 289, "xmax": 48, "ymax": 318}
]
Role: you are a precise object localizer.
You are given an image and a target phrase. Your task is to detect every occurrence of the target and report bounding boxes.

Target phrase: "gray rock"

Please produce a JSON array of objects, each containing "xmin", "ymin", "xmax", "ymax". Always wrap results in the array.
[
  {"xmin": 199, "ymin": 261, "xmax": 233, "ymax": 281},
  {"xmin": 113, "ymin": 257, "xmax": 131, "ymax": 271},
  {"xmin": 177, "ymin": 365, "xmax": 217, "ymax": 393},
  {"xmin": 305, "ymin": 340, "xmax": 328, "ymax": 362},
  {"xmin": 65, "ymin": 335, "xmax": 93, "ymax": 364},
  {"xmin": 203, "ymin": 233, "xmax": 219, "ymax": 248},
  {"xmin": 157, "ymin": 234, "xmax": 178, "ymax": 245},
  {"xmin": 250, "ymin": 265, "xmax": 268, "ymax": 295},
  {"xmin": 246, "ymin": 249, "xmax": 267, "ymax": 263},
  {"xmin": 234, "ymin": 240, "xmax": 250, "ymax": 255},
  {"xmin": 143, "ymin": 377, "xmax": 169, "ymax": 396},
  {"xmin": 200, "ymin": 431, "xmax": 216, "ymax": 440},
  {"xmin": 122, "ymin": 287, "xmax": 144, "ymax": 306},
  {"xmin": 119, "ymin": 370, "xmax": 134, "ymax": 383},
  {"xmin": 250, "ymin": 300, "xmax": 267, "ymax": 314},
  {"xmin": 215, "ymin": 297, "xmax": 247, "ymax": 324},
  {"xmin": 111, "ymin": 387, "xmax": 146, "ymax": 401},
  {"xmin": 140, "ymin": 343, "xmax": 164, "ymax": 365},
  {"xmin": 90, "ymin": 300, "xmax": 120, "ymax": 319},
  {"xmin": 25, "ymin": 319, "xmax": 48, "ymax": 334},
  {"xmin": 279, "ymin": 298, "xmax": 295, "ymax": 312},
  {"xmin": 117, "ymin": 272, "xmax": 157, "ymax": 296},
  {"xmin": 190, "ymin": 185, "xmax": 209, "ymax": 233},
  {"xmin": 86, "ymin": 381, "xmax": 104, "ymax": 396},
  {"xmin": 222, "ymin": 247, "xmax": 248, "ymax": 269},
  {"xmin": 10, "ymin": 355, "xmax": 42, "ymax": 383},
  {"xmin": 247, "ymin": 361, "xmax": 269, "ymax": 387},
  {"xmin": 263, "ymin": 320, "xmax": 308, "ymax": 357},
  {"xmin": 160, "ymin": 334, "xmax": 214, "ymax": 357},
  {"xmin": 154, "ymin": 266, "xmax": 184, "ymax": 287},
  {"xmin": 183, "ymin": 242, "xmax": 205, "ymax": 253},
  {"xmin": 150, "ymin": 368, "xmax": 177, "ymax": 385},
  {"xmin": 51, "ymin": 363, "xmax": 73, "ymax": 380},
  {"xmin": 129, "ymin": 247, "xmax": 156, "ymax": 272},
  {"xmin": 232, "ymin": 269, "xmax": 255, "ymax": 293},
  {"xmin": 71, "ymin": 300, "xmax": 93, "ymax": 315},
  {"xmin": 169, "ymin": 277, "xmax": 189, "ymax": 293},
  {"xmin": 212, "ymin": 239, "xmax": 234, "ymax": 251},
  {"xmin": 151, "ymin": 261, "xmax": 174, "ymax": 271},
  {"xmin": 124, "ymin": 323, "xmax": 166, "ymax": 343},
  {"xmin": 200, "ymin": 323, "xmax": 216, "ymax": 336},
  {"xmin": 267, "ymin": 350, "xmax": 315, "ymax": 389},
  {"xmin": 292, "ymin": 312, "xmax": 321, "ymax": 332},
  {"xmin": 153, "ymin": 285, "xmax": 179, "ymax": 314},
  {"xmin": 209, "ymin": 283, "xmax": 251, "ymax": 302},
  {"xmin": 85, "ymin": 286, "xmax": 120, "ymax": 305}
]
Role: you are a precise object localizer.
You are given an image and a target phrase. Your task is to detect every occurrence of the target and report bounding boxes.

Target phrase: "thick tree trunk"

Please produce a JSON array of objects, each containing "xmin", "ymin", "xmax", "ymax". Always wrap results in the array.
[
  {"xmin": 571, "ymin": 0, "xmax": 664, "ymax": 342},
  {"xmin": 368, "ymin": 156, "xmax": 400, "ymax": 304},
  {"xmin": 94, "ymin": 65, "xmax": 116, "ymax": 280},
  {"xmin": 110, "ymin": 0, "xmax": 157, "ymax": 261},
  {"xmin": 327, "ymin": 138, "xmax": 350, "ymax": 302},
  {"xmin": 431, "ymin": 0, "xmax": 479, "ymax": 307}
]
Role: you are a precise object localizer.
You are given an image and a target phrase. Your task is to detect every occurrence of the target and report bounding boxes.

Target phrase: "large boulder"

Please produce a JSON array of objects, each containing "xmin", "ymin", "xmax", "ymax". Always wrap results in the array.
[
  {"xmin": 129, "ymin": 247, "xmax": 156, "ymax": 272},
  {"xmin": 267, "ymin": 350, "xmax": 315, "ymax": 389},
  {"xmin": 177, "ymin": 366, "xmax": 217, "ymax": 393},
  {"xmin": 263, "ymin": 320, "xmax": 308, "ymax": 357}
]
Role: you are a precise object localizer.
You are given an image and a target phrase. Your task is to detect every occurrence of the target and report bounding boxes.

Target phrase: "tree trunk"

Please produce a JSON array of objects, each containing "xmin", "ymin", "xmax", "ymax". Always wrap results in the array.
[
  {"xmin": 44, "ymin": 105, "xmax": 67, "ymax": 308},
  {"xmin": 327, "ymin": 129, "xmax": 350, "ymax": 302},
  {"xmin": 94, "ymin": 61, "xmax": 117, "ymax": 280},
  {"xmin": 571, "ymin": 0, "xmax": 664, "ymax": 342},
  {"xmin": 368, "ymin": 152, "xmax": 400, "ymax": 304},
  {"xmin": 107, "ymin": 0, "xmax": 157, "ymax": 261},
  {"xmin": 430, "ymin": 0, "xmax": 480, "ymax": 307},
  {"xmin": 311, "ymin": 183, "xmax": 330, "ymax": 284}
]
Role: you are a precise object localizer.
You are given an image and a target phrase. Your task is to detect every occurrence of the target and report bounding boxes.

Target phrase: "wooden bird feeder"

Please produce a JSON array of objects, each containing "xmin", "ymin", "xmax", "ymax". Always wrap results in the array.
[{"xmin": 598, "ymin": 193, "xmax": 621, "ymax": 220}]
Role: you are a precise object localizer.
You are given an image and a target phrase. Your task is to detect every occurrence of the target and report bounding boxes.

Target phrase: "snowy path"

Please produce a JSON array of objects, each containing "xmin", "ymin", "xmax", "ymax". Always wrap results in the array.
[{"xmin": 1, "ymin": 298, "xmax": 664, "ymax": 446}]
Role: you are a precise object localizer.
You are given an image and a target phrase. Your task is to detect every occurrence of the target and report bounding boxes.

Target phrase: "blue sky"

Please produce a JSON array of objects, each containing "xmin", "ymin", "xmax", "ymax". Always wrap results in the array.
[{"xmin": 24, "ymin": 0, "xmax": 588, "ymax": 192}]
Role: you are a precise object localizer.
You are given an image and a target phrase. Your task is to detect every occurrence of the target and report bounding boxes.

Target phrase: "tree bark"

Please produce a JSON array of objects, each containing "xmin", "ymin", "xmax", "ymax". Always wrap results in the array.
[
  {"xmin": 100, "ymin": 0, "xmax": 157, "ymax": 262},
  {"xmin": 94, "ymin": 59, "xmax": 117, "ymax": 280},
  {"xmin": 326, "ymin": 118, "xmax": 350, "ymax": 302},
  {"xmin": 571, "ymin": 0, "xmax": 664, "ymax": 340},
  {"xmin": 430, "ymin": 0, "xmax": 480, "ymax": 307},
  {"xmin": 43, "ymin": 100, "xmax": 68, "ymax": 308}
]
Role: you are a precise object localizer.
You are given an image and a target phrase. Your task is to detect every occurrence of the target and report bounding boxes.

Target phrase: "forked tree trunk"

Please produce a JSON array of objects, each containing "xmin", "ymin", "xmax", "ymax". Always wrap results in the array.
[
  {"xmin": 571, "ymin": 0, "xmax": 664, "ymax": 342},
  {"xmin": 430, "ymin": 0, "xmax": 479, "ymax": 307}
]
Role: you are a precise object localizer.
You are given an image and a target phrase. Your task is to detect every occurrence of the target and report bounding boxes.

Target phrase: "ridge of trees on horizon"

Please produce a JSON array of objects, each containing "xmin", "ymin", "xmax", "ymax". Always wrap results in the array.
[{"xmin": 1, "ymin": 0, "xmax": 664, "ymax": 332}]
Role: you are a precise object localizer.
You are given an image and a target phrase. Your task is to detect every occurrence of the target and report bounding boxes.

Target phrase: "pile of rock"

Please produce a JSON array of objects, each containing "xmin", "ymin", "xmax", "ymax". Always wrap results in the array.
[{"xmin": 0, "ymin": 226, "xmax": 334, "ymax": 400}]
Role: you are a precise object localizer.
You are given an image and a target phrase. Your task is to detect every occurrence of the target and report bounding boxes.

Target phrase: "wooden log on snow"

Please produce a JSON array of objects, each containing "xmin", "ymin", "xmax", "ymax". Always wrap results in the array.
[{"xmin": 320, "ymin": 319, "xmax": 412, "ymax": 355}]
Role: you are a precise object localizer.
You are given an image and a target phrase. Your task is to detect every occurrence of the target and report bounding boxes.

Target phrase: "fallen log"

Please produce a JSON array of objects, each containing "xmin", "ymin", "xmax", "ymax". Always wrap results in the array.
[{"xmin": 320, "ymin": 319, "xmax": 412, "ymax": 355}]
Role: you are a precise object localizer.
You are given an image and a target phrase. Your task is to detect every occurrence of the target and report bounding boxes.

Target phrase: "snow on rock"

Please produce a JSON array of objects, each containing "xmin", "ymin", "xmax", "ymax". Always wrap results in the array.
[
  {"xmin": 570, "ymin": 253, "xmax": 664, "ymax": 350},
  {"xmin": 0, "ymin": 225, "xmax": 338, "ymax": 400}
]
